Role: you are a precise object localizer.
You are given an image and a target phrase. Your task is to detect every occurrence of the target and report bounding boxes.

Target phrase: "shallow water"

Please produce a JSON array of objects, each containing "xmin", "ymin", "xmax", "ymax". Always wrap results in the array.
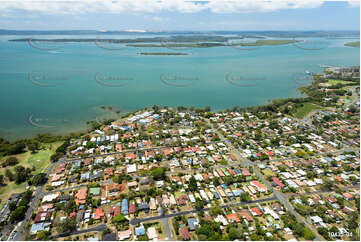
[{"xmin": 0, "ymin": 35, "xmax": 359, "ymax": 140}]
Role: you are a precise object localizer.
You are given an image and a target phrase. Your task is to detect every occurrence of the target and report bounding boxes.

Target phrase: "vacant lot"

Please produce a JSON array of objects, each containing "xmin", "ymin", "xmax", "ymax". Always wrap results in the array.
[{"xmin": 294, "ymin": 103, "xmax": 321, "ymax": 119}]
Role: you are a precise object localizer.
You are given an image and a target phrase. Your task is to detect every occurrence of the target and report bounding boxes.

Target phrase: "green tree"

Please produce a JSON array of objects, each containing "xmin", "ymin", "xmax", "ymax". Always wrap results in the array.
[
  {"xmin": 0, "ymin": 174, "xmax": 4, "ymax": 185},
  {"xmin": 32, "ymin": 173, "xmax": 46, "ymax": 186},
  {"xmin": 111, "ymin": 214, "xmax": 127, "ymax": 224},
  {"xmin": 150, "ymin": 167, "xmax": 166, "ymax": 180},
  {"xmin": 5, "ymin": 169, "xmax": 14, "ymax": 181}
]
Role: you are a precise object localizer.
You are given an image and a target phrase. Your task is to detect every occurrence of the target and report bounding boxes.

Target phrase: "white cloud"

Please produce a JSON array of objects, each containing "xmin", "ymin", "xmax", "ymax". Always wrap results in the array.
[
  {"xmin": 0, "ymin": 0, "xmax": 357, "ymax": 16},
  {"xmin": 151, "ymin": 16, "xmax": 169, "ymax": 22}
]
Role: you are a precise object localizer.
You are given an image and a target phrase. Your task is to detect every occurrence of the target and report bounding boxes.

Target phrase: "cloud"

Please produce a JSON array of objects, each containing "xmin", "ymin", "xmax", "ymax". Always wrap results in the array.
[
  {"xmin": 151, "ymin": 16, "xmax": 169, "ymax": 22},
  {"xmin": 0, "ymin": 0, "xmax": 357, "ymax": 16}
]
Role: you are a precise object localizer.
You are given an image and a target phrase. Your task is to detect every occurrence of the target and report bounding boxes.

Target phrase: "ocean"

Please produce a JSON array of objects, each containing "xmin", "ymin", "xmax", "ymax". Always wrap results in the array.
[{"xmin": 0, "ymin": 35, "xmax": 359, "ymax": 140}]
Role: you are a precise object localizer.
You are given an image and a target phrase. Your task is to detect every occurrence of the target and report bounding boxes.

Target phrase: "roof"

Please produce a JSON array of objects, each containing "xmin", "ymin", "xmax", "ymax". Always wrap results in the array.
[
  {"xmin": 76, "ymin": 188, "xmax": 87, "ymax": 200},
  {"xmin": 129, "ymin": 204, "xmax": 136, "ymax": 214},
  {"xmin": 135, "ymin": 226, "xmax": 146, "ymax": 236},
  {"xmin": 226, "ymin": 213, "xmax": 240, "ymax": 223},
  {"xmin": 102, "ymin": 233, "xmax": 117, "ymax": 241},
  {"xmin": 93, "ymin": 208, "xmax": 104, "ymax": 220},
  {"xmin": 272, "ymin": 177, "xmax": 285, "ymax": 187},
  {"xmin": 89, "ymin": 187, "xmax": 101, "ymax": 196},
  {"xmin": 118, "ymin": 229, "xmax": 132, "ymax": 241},
  {"xmin": 187, "ymin": 218, "xmax": 198, "ymax": 230},
  {"xmin": 251, "ymin": 207, "xmax": 262, "ymax": 216},
  {"xmin": 147, "ymin": 227, "xmax": 158, "ymax": 240},
  {"xmin": 179, "ymin": 225, "xmax": 191, "ymax": 240}
]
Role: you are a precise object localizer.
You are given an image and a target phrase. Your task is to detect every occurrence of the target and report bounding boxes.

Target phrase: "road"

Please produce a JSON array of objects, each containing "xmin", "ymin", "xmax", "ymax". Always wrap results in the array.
[
  {"xmin": 12, "ymin": 159, "xmax": 64, "ymax": 241},
  {"xmin": 206, "ymin": 120, "xmax": 325, "ymax": 241},
  {"xmin": 51, "ymin": 224, "xmax": 106, "ymax": 239},
  {"xmin": 130, "ymin": 196, "xmax": 276, "ymax": 226},
  {"xmin": 160, "ymin": 217, "xmax": 173, "ymax": 240}
]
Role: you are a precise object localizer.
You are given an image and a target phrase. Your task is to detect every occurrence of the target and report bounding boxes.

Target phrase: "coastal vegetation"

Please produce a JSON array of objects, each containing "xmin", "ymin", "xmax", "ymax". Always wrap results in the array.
[
  {"xmin": 138, "ymin": 52, "xmax": 188, "ymax": 55},
  {"xmin": 10, "ymin": 36, "xmax": 299, "ymax": 48},
  {"xmin": 0, "ymin": 140, "xmax": 63, "ymax": 207},
  {"xmin": 344, "ymin": 41, "xmax": 360, "ymax": 47}
]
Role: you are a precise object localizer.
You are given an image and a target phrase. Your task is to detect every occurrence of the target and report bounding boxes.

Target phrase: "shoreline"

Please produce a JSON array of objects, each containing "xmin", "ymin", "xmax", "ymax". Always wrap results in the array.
[{"xmin": 1, "ymin": 65, "xmax": 358, "ymax": 142}]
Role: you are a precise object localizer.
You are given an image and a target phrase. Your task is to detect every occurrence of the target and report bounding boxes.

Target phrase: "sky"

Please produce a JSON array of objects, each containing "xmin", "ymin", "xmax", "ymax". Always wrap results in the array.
[{"xmin": 0, "ymin": 0, "xmax": 359, "ymax": 31}]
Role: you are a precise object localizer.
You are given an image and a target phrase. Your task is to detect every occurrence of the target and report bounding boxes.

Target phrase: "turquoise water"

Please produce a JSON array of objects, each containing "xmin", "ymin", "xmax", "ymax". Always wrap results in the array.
[{"xmin": 0, "ymin": 35, "xmax": 359, "ymax": 140}]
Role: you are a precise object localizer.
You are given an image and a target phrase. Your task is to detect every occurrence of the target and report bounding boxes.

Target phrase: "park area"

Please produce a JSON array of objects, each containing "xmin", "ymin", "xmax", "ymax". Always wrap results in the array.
[{"xmin": 0, "ymin": 141, "xmax": 62, "ymax": 208}]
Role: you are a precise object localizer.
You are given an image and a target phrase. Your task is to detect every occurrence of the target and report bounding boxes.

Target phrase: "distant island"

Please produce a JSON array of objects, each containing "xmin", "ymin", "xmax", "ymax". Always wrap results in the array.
[
  {"xmin": 345, "ymin": 41, "xmax": 360, "ymax": 47},
  {"xmin": 138, "ymin": 52, "xmax": 188, "ymax": 55},
  {"xmin": 9, "ymin": 35, "xmax": 243, "ymax": 43}
]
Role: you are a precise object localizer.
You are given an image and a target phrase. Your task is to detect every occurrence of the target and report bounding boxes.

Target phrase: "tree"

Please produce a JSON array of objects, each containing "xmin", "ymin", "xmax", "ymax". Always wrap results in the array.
[
  {"xmin": 0, "ymin": 174, "xmax": 4, "ymax": 185},
  {"xmin": 209, "ymin": 202, "xmax": 222, "ymax": 216},
  {"xmin": 9, "ymin": 201, "xmax": 17, "ymax": 211},
  {"xmin": 14, "ymin": 165, "xmax": 31, "ymax": 184},
  {"xmin": 228, "ymin": 227, "xmax": 241, "ymax": 240},
  {"xmin": 50, "ymin": 152, "xmax": 64, "ymax": 162},
  {"xmin": 32, "ymin": 173, "xmax": 47, "ymax": 186},
  {"xmin": 303, "ymin": 227, "xmax": 315, "ymax": 240},
  {"xmin": 111, "ymin": 214, "xmax": 127, "ymax": 224},
  {"xmin": 56, "ymin": 217, "xmax": 77, "ymax": 233},
  {"xmin": 28, "ymin": 141, "xmax": 40, "ymax": 153},
  {"xmin": 10, "ymin": 206, "xmax": 27, "ymax": 222},
  {"xmin": 150, "ymin": 167, "xmax": 166, "ymax": 180},
  {"xmin": 1, "ymin": 157, "xmax": 19, "ymax": 167},
  {"xmin": 37, "ymin": 231, "xmax": 50, "ymax": 240},
  {"xmin": 188, "ymin": 176, "xmax": 197, "ymax": 192},
  {"xmin": 194, "ymin": 199, "xmax": 204, "ymax": 211},
  {"xmin": 5, "ymin": 169, "xmax": 14, "ymax": 181}
]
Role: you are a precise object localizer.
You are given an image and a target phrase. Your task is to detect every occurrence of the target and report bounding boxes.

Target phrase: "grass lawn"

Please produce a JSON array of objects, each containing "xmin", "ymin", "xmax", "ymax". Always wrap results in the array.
[
  {"xmin": 0, "ymin": 141, "xmax": 62, "ymax": 208},
  {"xmin": 294, "ymin": 103, "xmax": 322, "ymax": 119},
  {"xmin": 263, "ymin": 168, "xmax": 275, "ymax": 177},
  {"xmin": 326, "ymin": 79, "xmax": 353, "ymax": 85}
]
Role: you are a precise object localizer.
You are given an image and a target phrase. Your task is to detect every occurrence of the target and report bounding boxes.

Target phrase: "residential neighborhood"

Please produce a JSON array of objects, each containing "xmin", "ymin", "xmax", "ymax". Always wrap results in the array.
[{"xmin": 0, "ymin": 87, "xmax": 357, "ymax": 241}]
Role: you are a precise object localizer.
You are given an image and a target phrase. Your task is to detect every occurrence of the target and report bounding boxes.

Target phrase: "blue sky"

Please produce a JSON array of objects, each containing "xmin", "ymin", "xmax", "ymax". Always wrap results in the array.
[{"xmin": 0, "ymin": 0, "xmax": 359, "ymax": 31}]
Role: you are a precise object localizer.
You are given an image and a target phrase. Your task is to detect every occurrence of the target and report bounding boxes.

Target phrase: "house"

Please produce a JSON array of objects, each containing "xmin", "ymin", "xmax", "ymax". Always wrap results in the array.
[
  {"xmin": 109, "ymin": 204, "xmax": 121, "ymax": 217},
  {"xmin": 103, "ymin": 184, "xmax": 123, "ymax": 199},
  {"xmin": 138, "ymin": 202, "xmax": 149, "ymax": 212},
  {"xmin": 75, "ymin": 188, "xmax": 87, "ymax": 205},
  {"xmin": 310, "ymin": 216, "xmax": 323, "ymax": 225},
  {"xmin": 226, "ymin": 213, "xmax": 240, "ymax": 223},
  {"xmin": 34, "ymin": 211, "xmax": 51, "ymax": 223},
  {"xmin": 239, "ymin": 209, "xmax": 253, "ymax": 223},
  {"xmin": 149, "ymin": 198, "xmax": 157, "ymax": 210},
  {"xmin": 76, "ymin": 210, "xmax": 85, "ymax": 222},
  {"xmin": 135, "ymin": 226, "xmax": 146, "ymax": 236},
  {"xmin": 42, "ymin": 192, "xmax": 60, "ymax": 203},
  {"xmin": 272, "ymin": 203, "xmax": 282, "ymax": 212},
  {"xmin": 343, "ymin": 192, "xmax": 354, "ymax": 200},
  {"xmin": 343, "ymin": 206, "xmax": 354, "ymax": 214},
  {"xmin": 177, "ymin": 195, "xmax": 188, "ymax": 205},
  {"xmin": 121, "ymin": 199, "xmax": 129, "ymax": 215},
  {"xmin": 250, "ymin": 207, "xmax": 262, "ymax": 216},
  {"xmin": 179, "ymin": 225, "xmax": 191, "ymax": 240},
  {"xmin": 272, "ymin": 177, "xmax": 285, "ymax": 188},
  {"xmin": 250, "ymin": 180, "xmax": 267, "ymax": 192},
  {"xmin": 89, "ymin": 187, "xmax": 101, "ymax": 196},
  {"xmin": 118, "ymin": 229, "xmax": 132, "ymax": 241},
  {"xmin": 102, "ymin": 233, "xmax": 117, "ymax": 241},
  {"xmin": 30, "ymin": 222, "xmax": 51, "ymax": 234},
  {"xmin": 90, "ymin": 170, "xmax": 102, "ymax": 181},
  {"xmin": 93, "ymin": 208, "xmax": 104, "ymax": 220},
  {"xmin": 128, "ymin": 181, "xmax": 138, "ymax": 188},
  {"xmin": 147, "ymin": 227, "xmax": 158, "ymax": 240},
  {"xmin": 129, "ymin": 203, "xmax": 136, "ymax": 214},
  {"xmin": 127, "ymin": 164, "xmax": 137, "ymax": 173},
  {"xmin": 188, "ymin": 218, "xmax": 199, "ymax": 230}
]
